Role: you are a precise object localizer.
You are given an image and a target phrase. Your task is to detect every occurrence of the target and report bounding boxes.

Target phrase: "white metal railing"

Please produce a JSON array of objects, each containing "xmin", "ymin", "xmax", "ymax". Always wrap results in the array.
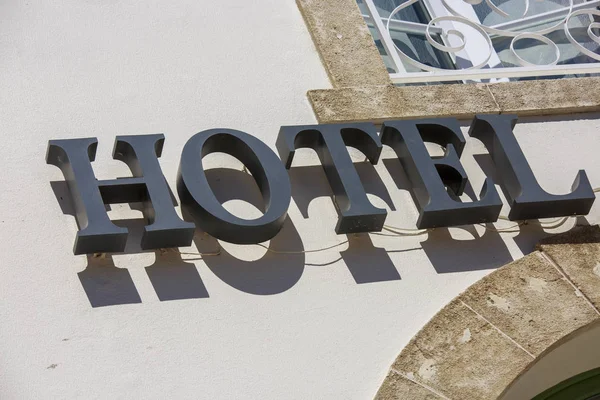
[
  {"xmin": 360, "ymin": 0, "xmax": 600, "ymax": 84},
  {"xmin": 389, "ymin": 63, "xmax": 600, "ymax": 83},
  {"xmin": 361, "ymin": 14, "xmax": 444, "ymax": 35}
]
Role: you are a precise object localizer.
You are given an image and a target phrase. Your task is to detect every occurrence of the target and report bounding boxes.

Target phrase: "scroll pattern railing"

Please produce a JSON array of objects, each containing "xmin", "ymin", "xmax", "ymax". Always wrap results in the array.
[{"xmin": 360, "ymin": 0, "xmax": 600, "ymax": 83}]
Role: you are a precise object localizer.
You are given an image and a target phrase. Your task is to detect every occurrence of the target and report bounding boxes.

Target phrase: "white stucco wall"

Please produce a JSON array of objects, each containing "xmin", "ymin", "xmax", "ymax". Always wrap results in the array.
[{"xmin": 1, "ymin": 1, "xmax": 600, "ymax": 399}]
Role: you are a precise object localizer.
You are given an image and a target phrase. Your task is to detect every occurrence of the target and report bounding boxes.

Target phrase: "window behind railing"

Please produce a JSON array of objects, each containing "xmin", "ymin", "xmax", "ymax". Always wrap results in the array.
[{"xmin": 358, "ymin": 0, "xmax": 600, "ymax": 84}]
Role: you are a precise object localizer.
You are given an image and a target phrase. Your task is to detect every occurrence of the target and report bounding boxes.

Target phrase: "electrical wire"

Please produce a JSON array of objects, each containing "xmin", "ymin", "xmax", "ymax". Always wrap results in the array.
[
  {"xmin": 256, "ymin": 240, "xmax": 349, "ymax": 254},
  {"xmin": 174, "ymin": 183, "xmax": 600, "ymax": 257}
]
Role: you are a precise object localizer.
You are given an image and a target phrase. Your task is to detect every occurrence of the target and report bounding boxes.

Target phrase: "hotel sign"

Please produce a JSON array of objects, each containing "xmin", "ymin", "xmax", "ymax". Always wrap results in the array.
[{"xmin": 46, "ymin": 114, "xmax": 595, "ymax": 255}]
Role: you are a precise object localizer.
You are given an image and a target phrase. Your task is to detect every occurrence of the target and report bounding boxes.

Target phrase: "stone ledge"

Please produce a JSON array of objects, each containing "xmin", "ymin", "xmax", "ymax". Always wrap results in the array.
[
  {"xmin": 308, "ymin": 77, "xmax": 600, "ymax": 123},
  {"xmin": 374, "ymin": 370, "xmax": 443, "ymax": 400},
  {"xmin": 459, "ymin": 251, "xmax": 598, "ymax": 357},
  {"xmin": 538, "ymin": 225, "xmax": 600, "ymax": 310},
  {"xmin": 296, "ymin": 0, "xmax": 391, "ymax": 88},
  {"xmin": 488, "ymin": 78, "xmax": 600, "ymax": 116},
  {"xmin": 390, "ymin": 297, "xmax": 534, "ymax": 400}
]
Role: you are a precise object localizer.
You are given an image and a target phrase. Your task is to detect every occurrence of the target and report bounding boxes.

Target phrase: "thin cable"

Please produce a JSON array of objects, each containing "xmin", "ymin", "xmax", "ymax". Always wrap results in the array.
[
  {"xmin": 539, "ymin": 216, "xmax": 571, "ymax": 229},
  {"xmin": 256, "ymin": 240, "xmax": 349, "ymax": 254},
  {"xmin": 179, "ymin": 247, "xmax": 221, "ymax": 257},
  {"xmin": 179, "ymin": 249, "xmax": 222, "ymax": 257},
  {"xmin": 160, "ymin": 215, "xmax": 571, "ymax": 257},
  {"xmin": 167, "ymin": 242, "xmax": 222, "ymax": 257},
  {"xmin": 169, "ymin": 186, "xmax": 599, "ymax": 256},
  {"xmin": 478, "ymin": 222, "xmax": 524, "ymax": 232},
  {"xmin": 371, "ymin": 231, "xmax": 423, "ymax": 237},
  {"xmin": 382, "ymin": 225, "xmax": 430, "ymax": 236},
  {"xmin": 180, "ymin": 215, "xmax": 576, "ymax": 256}
]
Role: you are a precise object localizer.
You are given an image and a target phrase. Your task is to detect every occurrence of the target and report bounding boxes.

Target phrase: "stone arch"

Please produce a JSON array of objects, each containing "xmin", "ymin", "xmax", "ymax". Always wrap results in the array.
[{"xmin": 375, "ymin": 225, "xmax": 600, "ymax": 400}]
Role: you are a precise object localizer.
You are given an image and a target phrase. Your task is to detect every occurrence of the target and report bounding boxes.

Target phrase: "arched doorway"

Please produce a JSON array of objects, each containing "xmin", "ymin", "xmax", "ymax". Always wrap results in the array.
[
  {"xmin": 532, "ymin": 367, "xmax": 600, "ymax": 400},
  {"xmin": 503, "ymin": 321, "xmax": 600, "ymax": 399},
  {"xmin": 375, "ymin": 225, "xmax": 600, "ymax": 400}
]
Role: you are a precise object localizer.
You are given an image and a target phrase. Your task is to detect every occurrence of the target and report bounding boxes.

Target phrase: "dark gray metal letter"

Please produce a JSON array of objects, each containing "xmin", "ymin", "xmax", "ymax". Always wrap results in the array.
[
  {"xmin": 381, "ymin": 118, "xmax": 502, "ymax": 229},
  {"xmin": 276, "ymin": 123, "xmax": 386, "ymax": 233},
  {"xmin": 46, "ymin": 135, "xmax": 195, "ymax": 254},
  {"xmin": 177, "ymin": 129, "xmax": 291, "ymax": 244},
  {"xmin": 469, "ymin": 114, "xmax": 595, "ymax": 220}
]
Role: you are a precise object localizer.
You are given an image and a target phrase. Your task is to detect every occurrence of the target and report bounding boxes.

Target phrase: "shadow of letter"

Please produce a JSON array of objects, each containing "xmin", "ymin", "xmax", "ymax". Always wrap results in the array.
[
  {"xmin": 145, "ymin": 250, "xmax": 209, "ymax": 301},
  {"xmin": 189, "ymin": 168, "xmax": 306, "ymax": 295},
  {"xmin": 341, "ymin": 234, "xmax": 401, "ymax": 284},
  {"xmin": 78, "ymin": 255, "xmax": 142, "ymax": 308}
]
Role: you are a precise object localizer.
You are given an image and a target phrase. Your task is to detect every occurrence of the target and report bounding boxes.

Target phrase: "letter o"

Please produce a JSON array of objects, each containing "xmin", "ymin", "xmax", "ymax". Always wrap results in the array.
[{"xmin": 177, "ymin": 129, "xmax": 291, "ymax": 244}]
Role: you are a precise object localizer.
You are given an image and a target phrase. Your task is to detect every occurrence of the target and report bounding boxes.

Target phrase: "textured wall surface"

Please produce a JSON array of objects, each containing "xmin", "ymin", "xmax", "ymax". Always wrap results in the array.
[{"xmin": 1, "ymin": 1, "xmax": 600, "ymax": 399}]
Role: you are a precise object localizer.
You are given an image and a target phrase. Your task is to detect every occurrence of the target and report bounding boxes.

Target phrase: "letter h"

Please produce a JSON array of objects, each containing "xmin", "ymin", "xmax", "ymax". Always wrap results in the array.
[{"xmin": 46, "ymin": 135, "xmax": 195, "ymax": 254}]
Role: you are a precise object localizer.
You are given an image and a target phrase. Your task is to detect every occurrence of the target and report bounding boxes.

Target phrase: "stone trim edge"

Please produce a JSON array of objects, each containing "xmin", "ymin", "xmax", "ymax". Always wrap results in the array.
[
  {"xmin": 296, "ymin": 0, "xmax": 391, "ymax": 88},
  {"xmin": 308, "ymin": 77, "xmax": 600, "ymax": 124},
  {"xmin": 375, "ymin": 225, "xmax": 600, "ymax": 400}
]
